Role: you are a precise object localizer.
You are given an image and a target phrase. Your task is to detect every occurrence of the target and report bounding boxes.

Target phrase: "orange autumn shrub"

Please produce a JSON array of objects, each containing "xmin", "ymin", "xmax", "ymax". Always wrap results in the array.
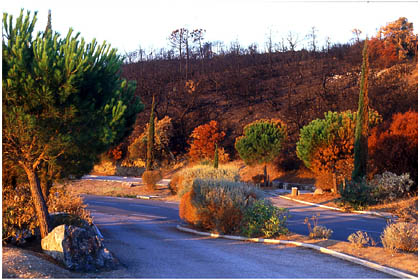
[
  {"xmin": 369, "ymin": 111, "xmax": 418, "ymax": 189},
  {"xmin": 179, "ymin": 189, "xmax": 200, "ymax": 226},
  {"xmin": 179, "ymin": 179, "xmax": 262, "ymax": 234},
  {"xmin": 188, "ymin": 120, "xmax": 228, "ymax": 163},
  {"xmin": 311, "ymin": 145, "xmax": 354, "ymax": 191}
]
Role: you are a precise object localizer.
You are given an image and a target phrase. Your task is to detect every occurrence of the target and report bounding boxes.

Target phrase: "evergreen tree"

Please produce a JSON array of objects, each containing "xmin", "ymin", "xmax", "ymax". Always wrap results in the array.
[
  {"xmin": 235, "ymin": 119, "xmax": 287, "ymax": 186},
  {"xmin": 2, "ymin": 10, "xmax": 143, "ymax": 238},
  {"xmin": 44, "ymin": 9, "xmax": 51, "ymax": 35},
  {"xmin": 352, "ymin": 39, "xmax": 370, "ymax": 181},
  {"xmin": 213, "ymin": 143, "xmax": 219, "ymax": 169},
  {"xmin": 146, "ymin": 96, "xmax": 156, "ymax": 171}
]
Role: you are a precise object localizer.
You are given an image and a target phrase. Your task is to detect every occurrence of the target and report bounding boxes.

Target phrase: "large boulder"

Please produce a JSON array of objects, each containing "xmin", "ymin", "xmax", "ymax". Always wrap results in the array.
[{"xmin": 41, "ymin": 225, "xmax": 118, "ymax": 272}]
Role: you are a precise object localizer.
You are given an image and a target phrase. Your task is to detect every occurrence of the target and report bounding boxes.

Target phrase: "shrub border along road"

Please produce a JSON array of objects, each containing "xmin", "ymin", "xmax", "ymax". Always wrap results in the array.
[
  {"xmin": 176, "ymin": 225, "xmax": 416, "ymax": 279},
  {"xmin": 277, "ymin": 195, "xmax": 395, "ymax": 219}
]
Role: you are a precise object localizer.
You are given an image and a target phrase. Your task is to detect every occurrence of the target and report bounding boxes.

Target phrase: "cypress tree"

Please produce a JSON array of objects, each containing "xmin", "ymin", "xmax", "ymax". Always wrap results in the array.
[
  {"xmin": 213, "ymin": 143, "xmax": 219, "ymax": 169},
  {"xmin": 44, "ymin": 9, "xmax": 51, "ymax": 35},
  {"xmin": 146, "ymin": 96, "xmax": 156, "ymax": 171},
  {"xmin": 352, "ymin": 39, "xmax": 370, "ymax": 181}
]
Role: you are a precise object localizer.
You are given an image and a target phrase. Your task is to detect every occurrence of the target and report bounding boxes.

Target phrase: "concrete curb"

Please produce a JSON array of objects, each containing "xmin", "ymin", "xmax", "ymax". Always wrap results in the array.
[
  {"xmin": 277, "ymin": 195, "xmax": 395, "ymax": 220},
  {"xmin": 176, "ymin": 225, "xmax": 416, "ymax": 279},
  {"xmin": 136, "ymin": 195, "xmax": 160, "ymax": 200}
]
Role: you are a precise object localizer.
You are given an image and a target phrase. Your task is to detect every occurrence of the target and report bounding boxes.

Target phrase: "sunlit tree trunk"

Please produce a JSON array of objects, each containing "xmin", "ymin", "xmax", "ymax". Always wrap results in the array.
[{"xmin": 21, "ymin": 163, "xmax": 51, "ymax": 238}]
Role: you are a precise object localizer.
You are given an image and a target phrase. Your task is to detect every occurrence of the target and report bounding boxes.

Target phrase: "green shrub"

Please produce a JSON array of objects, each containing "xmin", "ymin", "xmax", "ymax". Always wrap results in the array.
[
  {"xmin": 175, "ymin": 164, "xmax": 240, "ymax": 197},
  {"xmin": 180, "ymin": 179, "xmax": 263, "ymax": 234},
  {"xmin": 241, "ymin": 199, "xmax": 289, "ymax": 238},
  {"xmin": 348, "ymin": 231, "xmax": 371, "ymax": 248},
  {"xmin": 338, "ymin": 179, "xmax": 375, "ymax": 210},
  {"xmin": 381, "ymin": 222, "xmax": 418, "ymax": 253},
  {"xmin": 371, "ymin": 172, "xmax": 413, "ymax": 202}
]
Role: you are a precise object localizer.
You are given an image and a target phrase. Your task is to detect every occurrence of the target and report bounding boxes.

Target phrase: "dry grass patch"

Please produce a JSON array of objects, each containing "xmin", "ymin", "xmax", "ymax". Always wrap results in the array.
[{"xmin": 61, "ymin": 180, "xmax": 174, "ymax": 199}]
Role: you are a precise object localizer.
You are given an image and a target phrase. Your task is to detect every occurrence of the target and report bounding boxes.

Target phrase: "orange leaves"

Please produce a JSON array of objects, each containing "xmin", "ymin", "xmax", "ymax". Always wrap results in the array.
[
  {"xmin": 188, "ymin": 120, "xmax": 227, "ymax": 163},
  {"xmin": 369, "ymin": 111, "xmax": 418, "ymax": 186}
]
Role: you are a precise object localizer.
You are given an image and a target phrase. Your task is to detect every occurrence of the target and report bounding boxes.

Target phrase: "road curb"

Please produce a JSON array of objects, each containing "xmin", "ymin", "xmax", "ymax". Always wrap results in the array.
[
  {"xmin": 176, "ymin": 225, "xmax": 416, "ymax": 279},
  {"xmin": 277, "ymin": 195, "xmax": 395, "ymax": 219}
]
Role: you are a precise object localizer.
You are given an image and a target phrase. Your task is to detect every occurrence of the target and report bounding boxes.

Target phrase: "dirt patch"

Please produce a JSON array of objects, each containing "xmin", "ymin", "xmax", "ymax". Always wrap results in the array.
[{"xmin": 2, "ymin": 246, "xmax": 133, "ymax": 278}]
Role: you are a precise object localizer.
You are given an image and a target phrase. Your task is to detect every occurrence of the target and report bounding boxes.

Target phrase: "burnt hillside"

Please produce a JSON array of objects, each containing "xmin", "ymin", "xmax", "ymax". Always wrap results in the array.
[{"xmin": 121, "ymin": 42, "xmax": 418, "ymax": 165}]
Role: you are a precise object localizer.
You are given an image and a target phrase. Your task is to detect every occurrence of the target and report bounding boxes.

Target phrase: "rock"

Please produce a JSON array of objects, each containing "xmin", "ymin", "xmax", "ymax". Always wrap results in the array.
[
  {"xmin": 41, "ymin": 225, "xmax": 118, "ymax": 272},
  {"xmin": 314, "ymin": 188, "xmax": 324, "ymax": 195}
]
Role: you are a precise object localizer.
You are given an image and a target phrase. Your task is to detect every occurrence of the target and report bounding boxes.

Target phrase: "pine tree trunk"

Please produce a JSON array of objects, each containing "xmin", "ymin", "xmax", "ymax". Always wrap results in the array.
[
  {"xmin": 21, "ymin": 164, "xmax": 51, "ymax": 239},
  {"xmin": 263, "ymin": 164, "xmax": 269, "ymax": 187}
]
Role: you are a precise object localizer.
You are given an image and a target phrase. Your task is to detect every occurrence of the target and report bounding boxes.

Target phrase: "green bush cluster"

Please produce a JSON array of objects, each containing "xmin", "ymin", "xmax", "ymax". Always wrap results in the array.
[
  {"xmin": 339, "ymin": 179, "xmax": 375, "ymax": 210},
  {"xmin": 240, "ymin": 199, "xmax": 289, "ymax": 238},
  {"xmin": 339, "ymin": 172, "xmax": 414, "ymax": 210}
]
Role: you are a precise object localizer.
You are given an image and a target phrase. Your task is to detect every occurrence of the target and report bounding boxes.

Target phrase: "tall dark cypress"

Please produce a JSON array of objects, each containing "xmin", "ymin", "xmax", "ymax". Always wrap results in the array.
[
  {"xmin": 146, "ymin": 96, "xmax": 155, "ymax": 171},
  {"xmin": 352, "ymin": 39, "xmax": 370, "ymax": 181},
  {"xmin": 44, "ymin": 9, "xmax": 51, "ymax": 35},
  {"xmin": 213, "ymin": 143, "xmax": 219, "ymax": 169}
]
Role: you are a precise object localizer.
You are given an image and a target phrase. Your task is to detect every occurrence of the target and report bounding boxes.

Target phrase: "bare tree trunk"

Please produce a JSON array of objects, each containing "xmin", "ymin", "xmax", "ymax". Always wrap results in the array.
[{"xmin": 21, "ymin": 164, "xmax": 51, "ymax": 238}]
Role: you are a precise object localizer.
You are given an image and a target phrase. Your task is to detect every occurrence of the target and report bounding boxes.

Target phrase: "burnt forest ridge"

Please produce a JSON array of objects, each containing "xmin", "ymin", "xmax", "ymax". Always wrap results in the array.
[{"xmin": 120, "ymin": 23, "xmax": 418, "ymax": 168}]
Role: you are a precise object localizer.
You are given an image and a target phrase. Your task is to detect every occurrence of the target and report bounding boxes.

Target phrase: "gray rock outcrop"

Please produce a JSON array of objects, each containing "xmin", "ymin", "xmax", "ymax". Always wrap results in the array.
[{"xmin": 41, "ymin": 224, "xmax": 118, "ymax": 272}]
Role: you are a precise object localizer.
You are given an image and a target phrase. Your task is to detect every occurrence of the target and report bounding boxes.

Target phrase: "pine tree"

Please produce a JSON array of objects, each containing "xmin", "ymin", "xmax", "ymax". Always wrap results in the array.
[
  {"xmin": 352, "ymin": 39, "xmax": 370, "ymax": 181},
  {"xmin": 146, "ymin": 96, "xmax": 156, "ymax": 171},
  {"xmin": 2, "ymin": 10, "xmax": 143, "ymax": 238}
]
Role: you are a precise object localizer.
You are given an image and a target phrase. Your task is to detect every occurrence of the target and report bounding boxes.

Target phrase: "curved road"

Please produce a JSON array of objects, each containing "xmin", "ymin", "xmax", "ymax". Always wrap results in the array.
[{"xmin": 83, "ymin": 195, "xmax": 392, "ymax": 278}]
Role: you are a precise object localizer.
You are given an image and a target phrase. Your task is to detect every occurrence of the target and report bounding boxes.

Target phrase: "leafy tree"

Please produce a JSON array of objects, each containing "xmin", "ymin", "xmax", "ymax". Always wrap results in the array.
[
  {"xmin": 352, "ymin": 40, "xmax": 370, "ymax": 181},
  {"xmin": 377, "ymin": 17, "xmax": 417, "ymax": 60},
  {"xmin": 2, "ymin": 10, "xmax": 143, "ymax": 238},
  {"xmin": 296, "ymin": 111, "xmax": 381, "ymax": 190},
  {"xmin": 369, "ymin": 17, "xmax": 417, "ymax": 66},
  {"xmin": 188, "ymin": 120, "xmax": 227, "ymax": 163},
  {"xmin": 235, "ymin": 119, "xmax": 287, "ymax": 186}
]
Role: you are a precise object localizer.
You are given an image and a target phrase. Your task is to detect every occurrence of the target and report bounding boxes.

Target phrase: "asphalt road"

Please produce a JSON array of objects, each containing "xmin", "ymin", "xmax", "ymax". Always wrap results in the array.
[
  {"xmin": 268, "ymin": 196, "xmax": 390, "ymax": 245},
  {"xmin": 83, "ymin": 195, "xmax": 392, "ymax": 278}
]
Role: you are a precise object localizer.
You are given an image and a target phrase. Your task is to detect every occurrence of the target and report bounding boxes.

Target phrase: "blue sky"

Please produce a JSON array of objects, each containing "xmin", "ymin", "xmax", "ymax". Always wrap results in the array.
[{"xmin": 3, "ymin": 0, "xmax": 419, "ymax": 55}]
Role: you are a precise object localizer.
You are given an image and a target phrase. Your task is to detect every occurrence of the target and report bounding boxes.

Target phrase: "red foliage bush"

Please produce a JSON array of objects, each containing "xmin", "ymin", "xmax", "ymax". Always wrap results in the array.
[
  {"xmin": 188, "ymin": 120, "xmax": 227, "ymax": 163},
  {"xmin": 369, "ymin": 111, "xmax": 418, "ymax": 189}
]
